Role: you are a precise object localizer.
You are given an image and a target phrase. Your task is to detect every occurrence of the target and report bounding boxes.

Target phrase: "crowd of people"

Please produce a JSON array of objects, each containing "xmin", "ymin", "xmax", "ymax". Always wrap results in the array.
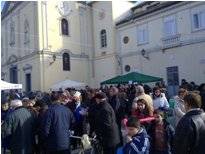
[{"xmin": 1, "ymin": 79, "xmax": 205, "ymax": 154}]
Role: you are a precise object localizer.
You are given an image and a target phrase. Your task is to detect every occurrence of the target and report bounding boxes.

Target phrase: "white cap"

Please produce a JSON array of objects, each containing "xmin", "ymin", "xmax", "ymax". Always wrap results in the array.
[
  {"xmin": 10, "ymin": 99, "xmax": 23, "ymax": 108},
  {"xmin": 74, "ymin": 91, "xmax": 81, "ymax": 98}
]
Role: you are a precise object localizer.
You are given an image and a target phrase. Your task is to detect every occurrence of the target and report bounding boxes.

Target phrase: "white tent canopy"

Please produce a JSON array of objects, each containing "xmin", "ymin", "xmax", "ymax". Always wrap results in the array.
[
  {"xmin": 50, "ymin": 79, "xmax": 86, "ymax": 91},
  {"xmin": 1, "ymin": 80, "xmax": 23, "ymax": 90}
]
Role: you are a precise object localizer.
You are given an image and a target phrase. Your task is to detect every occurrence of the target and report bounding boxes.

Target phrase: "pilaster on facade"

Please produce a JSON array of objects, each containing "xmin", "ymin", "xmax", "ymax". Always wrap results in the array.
[
  {"xmin": 41, "ymin": 1, "xmax": 48, "ymax": 50},
  {"xmin": 33, "ymin": 1, "xmax": 39, "ymax": 51}
]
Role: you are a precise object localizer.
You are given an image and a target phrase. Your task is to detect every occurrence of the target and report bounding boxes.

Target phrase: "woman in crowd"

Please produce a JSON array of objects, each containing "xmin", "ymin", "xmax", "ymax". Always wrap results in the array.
[{"xmin": 174, "ymin": 88, "xmax": 188, "ymax": 127}]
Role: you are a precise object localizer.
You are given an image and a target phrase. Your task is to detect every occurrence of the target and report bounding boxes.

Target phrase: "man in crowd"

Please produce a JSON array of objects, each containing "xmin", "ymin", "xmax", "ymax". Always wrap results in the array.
[
  {"xmin": 41, "ymin": 91, "xmax": 75, "ymax": 154},
  {"xmin": 2, "ymin": 99, "xmax": 36, "ymax": 154},
  {"xmin": 95, "ymin": 92, "xmax": 120, "ymax": 154},
  {"xmin": 173, "ymin": 92, "xmax": 205, "ymax": 154}
]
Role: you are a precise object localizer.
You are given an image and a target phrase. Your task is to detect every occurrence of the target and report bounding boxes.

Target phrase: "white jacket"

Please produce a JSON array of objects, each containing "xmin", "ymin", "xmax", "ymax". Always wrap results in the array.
[
  {"xmin": 153, "ymin": 93, "xmax": 169, "ymax": 110},
  {"xmin": 174, "ymin": 95, "xmax": 186, "ymax": 127}
]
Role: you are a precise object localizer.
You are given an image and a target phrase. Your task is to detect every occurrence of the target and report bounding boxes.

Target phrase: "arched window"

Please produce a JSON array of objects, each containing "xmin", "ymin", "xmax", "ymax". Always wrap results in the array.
[
  {"xmin": 63, "ymin": 52, "xmax": 70, "ymax": 71},
  {"xmin": 10, "ymin": 21, "xmax": 15, "ymax": 46},
  {"xmin": 100, "ymin": 29, "xmax": 107, "ymax": 48},
  {"xmin": 61, "ymin": 18, "xmax": 69, "ymax": 35},
  {"xmin": 24, "ymin": 19, "xmax": 30, "ymax": 44}
]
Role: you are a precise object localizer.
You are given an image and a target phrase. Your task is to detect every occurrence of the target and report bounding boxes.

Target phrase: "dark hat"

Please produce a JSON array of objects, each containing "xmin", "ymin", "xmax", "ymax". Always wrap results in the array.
[{"xmin": 95, "ymin": 92, "xmax": 107, "ymax": 99}]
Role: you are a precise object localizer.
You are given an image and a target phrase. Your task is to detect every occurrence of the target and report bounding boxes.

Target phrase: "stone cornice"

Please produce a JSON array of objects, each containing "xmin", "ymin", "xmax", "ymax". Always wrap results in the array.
[
  {"xmin": 121, "ymin": 36, "xmax": 205, "ymax": 58},
  {"xmin": 95, "ymin": 53, "xmax": 116, "ymax": 60},
  {"xmin": 1, "ymin": 49, "xmax": 89, "ymax": 67}
]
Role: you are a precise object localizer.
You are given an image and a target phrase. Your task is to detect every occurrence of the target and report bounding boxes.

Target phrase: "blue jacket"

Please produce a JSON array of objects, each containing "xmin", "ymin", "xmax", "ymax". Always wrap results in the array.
[
  {"xmin": 123, "ymin": 128, "xmax": 150, "ymax": 154},
  {"xmin": 41, "ymin": 103, "xmax": 75, "ymax": 152}
]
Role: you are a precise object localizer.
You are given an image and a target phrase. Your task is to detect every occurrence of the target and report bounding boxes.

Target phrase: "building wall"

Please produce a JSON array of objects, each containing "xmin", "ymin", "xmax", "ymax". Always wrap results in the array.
[
  {"xmin": 1, "ymin": 2, "xmax": 41, "ymax": 91},
  {"xmin": 117, "ymin": 1, "xmax": 205, "ymax": 87},
  {"xmin": 1, "ymin": 1, "xmax": 91, "ymax": 91},
  {"xmin": 92, "ymin": 1, "xmax": 134, "ymax": 87},
  {"xmin": 37, "ymin": 1, "xmax": 91, "ymax": 91}
]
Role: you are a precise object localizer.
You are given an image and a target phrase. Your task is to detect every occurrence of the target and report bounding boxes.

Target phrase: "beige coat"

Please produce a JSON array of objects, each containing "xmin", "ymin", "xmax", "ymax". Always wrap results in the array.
[{"xmin": 174, "ymin": 96, "xmax": 186, "ymax": 127}]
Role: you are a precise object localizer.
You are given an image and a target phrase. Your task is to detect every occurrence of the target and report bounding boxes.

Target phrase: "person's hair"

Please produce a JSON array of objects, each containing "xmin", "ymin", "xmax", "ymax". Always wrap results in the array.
[
  {"xmin": 1, "ymin": 100, "xmax": 9, "ymax": 105},
  {"xmin": 178, "ymin": 88, "xmax": 188, "ymax": 96},
  {"xmin": 153, "ymin": 109, "xmax": 164, "ymax": 118},
  {"xmin": 137, "ymin": 98, "xmax": 152, "ymax": 116},
  {"xmin": 110, "ymin": 86, "xmax": 118, "ymax": 95},
  {"xmin": 35, "ymin": 99, "xmax": 47, "ymax": 108},
  {"xmin": 87, "ymin": 89, "xmax": 96, "ymax": 95},
  {"xmin": 153, "ymin": 87, "xmax": 162, "ymax": 99},
  {"xmin": 184, "ymin": 92, "xmax": 201, "ymax": 108},
  {"xmin": 126, "ymin": 117, "xmax": 140, "ymax": 129},
  {"xmin": 51, "ymin": 91, "xmax": 61, "ymax": 102},
  {"xmin": 135, "ymin": 85, "xmax": 144, "ymax": 96},
  {"xmin": 143, "ymin": 84, "xmax": 152, "ymax": 94}
]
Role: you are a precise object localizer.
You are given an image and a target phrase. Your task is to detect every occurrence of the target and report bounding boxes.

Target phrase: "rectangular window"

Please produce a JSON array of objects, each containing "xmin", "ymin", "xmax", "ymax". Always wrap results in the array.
[
  {"xmin": 25, "ymin": 73, "xmax": 31, "ymax": 92},
  {"xmin": 101, "ymin": 35, "xmax": 107, "ymax": 47},
  {"xmin": 10, "ymin": 66, "xmax": 18, "ymax": 84},
  {"xmin": 192, "ymin": 12, "xmax": 205, "ymax": 30},
  {"xmin": 163, "ymin": 15, "xmax": 176, "ymax": 37},
  {"xmin": 137, "ymin": 24, "xmax": 148, "ymax": 45},
  {"xmin": 166, "ymin": 66, "xmax": 179, "ymax": 97}
]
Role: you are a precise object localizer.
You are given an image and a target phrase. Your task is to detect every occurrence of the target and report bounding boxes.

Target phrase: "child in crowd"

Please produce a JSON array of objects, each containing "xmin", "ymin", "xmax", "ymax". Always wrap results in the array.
[
  {"xmin": 152, "ymin": 87, "xmax": 169, "ymax": 110},
  {"xmin": 147, "ymin": 109, "xmax": 174, "ymax": 154},
  {"xmin": 132, "ymin": 98, "xmax": 153, "ymax": 118},
  {"xmin": 131, "ymin": 98, "xmax": 154, "ymax": 130},
  {"xmin": 123, "ymin": 117, "xmax": 150, "ymax": 154}
]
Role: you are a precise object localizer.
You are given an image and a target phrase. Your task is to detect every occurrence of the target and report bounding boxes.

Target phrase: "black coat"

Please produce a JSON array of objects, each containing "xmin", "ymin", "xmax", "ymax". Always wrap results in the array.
[
  {"xmin": 95, "ymin": 101, "xmax": 120, "ymax": 148},
  {"xmin": 109, "ymin": 95, "xmax": 124, "ymax": 126},
  {"xmin": 173, "ymin": 109, "xmax": 205, "ymax": 154},
  {"xmin": 88, "ymin": 97, "xmax": 97, "ymax": 134}
]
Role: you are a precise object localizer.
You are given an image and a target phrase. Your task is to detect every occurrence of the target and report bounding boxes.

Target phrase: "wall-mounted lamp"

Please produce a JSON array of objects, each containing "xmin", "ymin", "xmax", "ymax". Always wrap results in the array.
[
  {"xmin": 116, "ymin": 55, "xmax": 121, "ymax": 66},
  {"xmin": 141, "ymin": 49, "xmax": 149, "ymax": 60},
  {"xmin": 49, "ymin": 54, "xmax": 56, "ymax": 65}
]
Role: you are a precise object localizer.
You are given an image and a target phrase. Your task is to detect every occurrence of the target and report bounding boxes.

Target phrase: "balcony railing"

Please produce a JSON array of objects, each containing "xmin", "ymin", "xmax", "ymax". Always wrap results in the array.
[{"xmin": 161, "ymin": 34, "xmax": 181, "ymax": 49}]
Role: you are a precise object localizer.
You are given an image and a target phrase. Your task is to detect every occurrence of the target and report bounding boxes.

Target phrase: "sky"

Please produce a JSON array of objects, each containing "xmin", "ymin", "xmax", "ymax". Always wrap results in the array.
[
  {"xmin": 1, "ymin": 1, "xmax": 5, "ymax": 11},
  {"xmin": 1, "ymin": 1, "xmax": 143, "ymax": 12}
]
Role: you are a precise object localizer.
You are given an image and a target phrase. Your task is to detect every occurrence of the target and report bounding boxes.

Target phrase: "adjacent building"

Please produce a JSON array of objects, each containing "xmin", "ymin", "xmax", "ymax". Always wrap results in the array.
[{"xmin": 116, "ymin": 1, "xmax": 205, "ymax": 96}]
